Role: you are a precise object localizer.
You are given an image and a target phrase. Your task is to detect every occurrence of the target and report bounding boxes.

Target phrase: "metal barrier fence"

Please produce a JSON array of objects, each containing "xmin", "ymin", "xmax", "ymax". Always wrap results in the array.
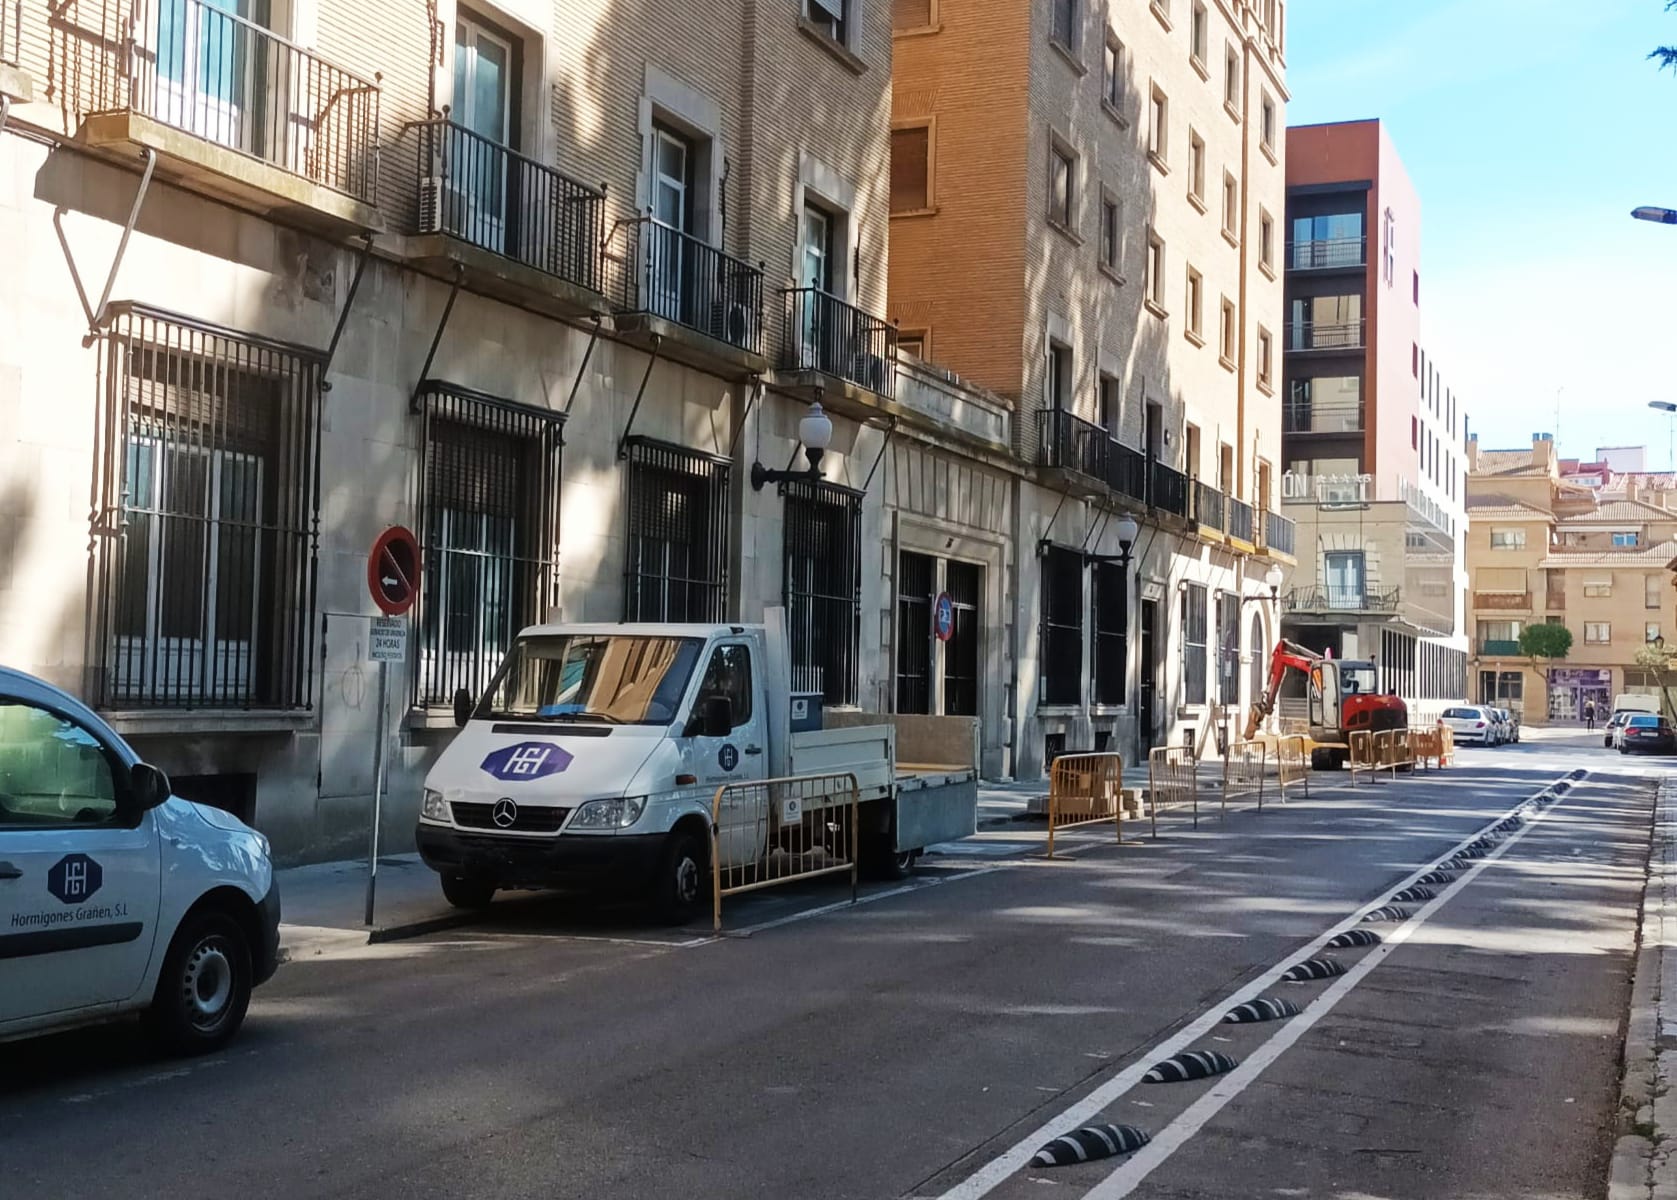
[
  {"xmin": 1274, "ymin": 734, "xmax": 1310, "ymax": 800},
  {"xmin": 1439, "ymin": 726, "xmax": 1456, "ymax": 765},
  {"xmin": 1347, "ymin": 730, "xmax": 1380, "ymax": 784},
  {"xmin": 1046, "ymin": 753, "xmax": 1125, "ymax": 857},
  {"xmin": 1148, "ymin": 746, "xmax": 1199, "ymax": 832},
  {"xmin": 1410, "ymin": 726, "xmax": 1449, "ymax": 769},
  {"xmin": 710, "ymin": 772, "xmax": 859, "ymax": 933},
  {"xmin": 1221, "ymin": 740, "xmax": 1268, "ymax": 813}
]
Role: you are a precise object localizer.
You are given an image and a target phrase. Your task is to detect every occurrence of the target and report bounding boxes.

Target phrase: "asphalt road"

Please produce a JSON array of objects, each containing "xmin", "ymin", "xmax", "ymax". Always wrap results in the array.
[{"xmin": 0, "ymin": 736, "xmax": 1662, "ymax": 1200}]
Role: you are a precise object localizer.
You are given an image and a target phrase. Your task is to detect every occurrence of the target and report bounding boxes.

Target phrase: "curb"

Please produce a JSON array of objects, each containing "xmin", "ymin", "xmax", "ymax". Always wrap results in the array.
[{"xmin": 1609, "ymin": 777, "xmax": 1673, "ymax": 1199}]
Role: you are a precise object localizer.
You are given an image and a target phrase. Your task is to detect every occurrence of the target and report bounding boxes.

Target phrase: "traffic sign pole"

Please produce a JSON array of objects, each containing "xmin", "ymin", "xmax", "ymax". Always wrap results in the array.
[
  {"xmin": 363, "ymin": 527, "xmax": 421, "ymax": 929},
  {"xmin": 365, "ymin": 656, "xmax": 386, "ymax": 928}
]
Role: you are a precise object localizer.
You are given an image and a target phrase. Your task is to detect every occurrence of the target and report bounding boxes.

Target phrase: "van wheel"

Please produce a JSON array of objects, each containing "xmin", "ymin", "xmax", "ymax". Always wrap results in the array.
[
  {"xmin": 655, "ymin": 830, "xmax": 708, "ymax": 925},
  {"xmin": 441, "ymin": 875, "xmax": 496, "ymax": 910},
  {"xmin": 146, "ymin": 911, "xmax": 252, "ymax": 1055}
]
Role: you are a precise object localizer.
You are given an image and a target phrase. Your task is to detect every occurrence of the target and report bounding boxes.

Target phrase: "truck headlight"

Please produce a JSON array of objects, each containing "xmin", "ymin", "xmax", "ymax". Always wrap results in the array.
[
  {"xmin": 570, "ymin": 796, "xmax": 647, "ymax": 830},
  {"xmin": 420, "ymin": 789, "xmax": 450, "ymax": 823}
]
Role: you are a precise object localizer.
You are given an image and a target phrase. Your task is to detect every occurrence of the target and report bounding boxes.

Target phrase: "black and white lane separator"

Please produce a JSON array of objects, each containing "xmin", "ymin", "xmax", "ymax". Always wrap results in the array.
[
  {"xmin": 1030, "ymin": 1126, "xmax": 1151, "ymax": 1168},
  {"xmin": 931, "ymin": 772, "xmax": 1585, "ymax": 1200},
  {"xmin": 1141, "ymin": 1051, "xmax": 1239, "ymax": 1084}
]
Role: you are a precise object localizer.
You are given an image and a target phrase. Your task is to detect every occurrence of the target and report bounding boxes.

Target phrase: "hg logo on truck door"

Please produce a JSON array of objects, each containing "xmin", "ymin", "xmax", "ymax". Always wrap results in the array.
[
  {"xmin": 481, "ymin": 741, "xmax": 573, "ymax": 782},
  {"xmin": 48, "ymin": 854, "xmax": 102, "ymax": 904}
]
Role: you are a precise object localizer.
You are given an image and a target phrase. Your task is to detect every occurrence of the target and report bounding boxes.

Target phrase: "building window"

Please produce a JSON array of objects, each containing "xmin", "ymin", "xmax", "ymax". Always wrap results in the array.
[
  {"xmin": 1324, "ymin": 550, "xmax": 1365, "ymax": 609},
  {"xmin": 1485, "ymin": 527, "xmax": 1526, "ymax": 551},
  {"xmin": 944, "ymin": 561, "xmax": 981, "ymax": 716},
  {"xmin": 1146, "ymin": 231, "xmax": 1166, "ymax": 310},
  {"xmin": 1185, "ymin": 266, "xmax": 1204, "ymax": 342},
  {"xmin": 1103, "ymin": 35, "xmax": 1125, "ymax": 111},
  {"xmin": 893, "ymin": 0, "xmax": 933, "ymax": 29},
  {"xmin": 785, "ymin": 481, "xmax": 861, "ymax": 705},
  {"xmin": 1148, "ymin": 84, "xmax": 1169, "ymax": 164},
  {"xmin": 1222, "ymin": 170, "xmax": 1239, "ymax": 238},
  {"xmin": 416, "ymin": 386, "xmax": 563, "ymax": 709},
  {"xmin": 1256, "ymin": 326, "xmax": 1273, "ymax": 388},
  {"xmin": 1051, "ymin": 0, "xmax": 1078, "ymax": 51},
  {"xmin": 1100, "ymin": 194, "xmax": 1121, "ymax": 271},
  {"xmin": 1219, "ymin": 297, "xmax": 1236, "ymax": 362},
  {"xmin": 102, "ymin": 306, "xmax": 321, "ymax": 710},
  {"xmin": 1650, "ymin": 573, "xmax": 1664, "ymax": 610},
  {"xmin": 1151, "ymin": 0, "xmax": 1171, "ymax": 27},
  {"xmin": 1413, "ymin": 269, "xmax": 1420, "ymax": 305},
  {"xmin": 807, "ymin": 0, "xmax": 849, "ymax": 44},
  {"xmin": 1613, "ymin": 531, "xmax": 1640, "ymax": 547},
  {"xmin": 890, "ymin": 125, "xmax": 931, "ymax": 213},
  {"xmin": 1049, "ymin": 140, "xmax": 1076, "ymax": 229},
  {"xmin": 1584, "ymin": 622, "xmax": 1611, "ymax": 644},
  {"xmin": 1650, "ymin": 623, "xmax": 1663, "ymax": 644},
  {"xmin": 1260, "ymin": 92, "xmax": 1276, "ymax": 152},
  {"xmin": 1190, "ymin": 1, "xmax": 1208, "ymax": 66},
  {"xmin": 1188, "ymin": 129, "xmax": 1206, "ymax": 206},
  {"xmin": 897, "ymin": 330, "xmax": 928, "ymax": 360},
  {"xmin": 1223, "ymin": 43, "xmax": 1241, "ymax": 109},
  {"xmin": 1216, "ymin": 592, "xmax": 1239, "ymax": 704},
  {"xmin": 1182, "ymin": 583, "xmax": 1208, "ymax": 705},
  {"xmin": 1047, "ymin": 340, "xmax": 1072, "ymax": 409},
  {"xmin": 896, "ymin": 551, "xmax": 935, "ymax": 714},
  {"xmin": 1098, "ymin": 372, "xmax": 1121, "ymax": 435},
  {"xmin": 1583, "ymin": 578, "xmax": 1614, "ymax": 599},
  {"xmin": 1259, "ymin": 208, "xmax": 1274, "ymax": 271},
  {"xmin": 624, "ymin": 438, "xmax": 730, "ymax": 622},
  {"xmin": 1092, "ymin": 562, "xmax": 1127, "ymax": 706},
  {"xmin": 1043, "ymin": 545, "xmax": 1084, "ymax": 705}
]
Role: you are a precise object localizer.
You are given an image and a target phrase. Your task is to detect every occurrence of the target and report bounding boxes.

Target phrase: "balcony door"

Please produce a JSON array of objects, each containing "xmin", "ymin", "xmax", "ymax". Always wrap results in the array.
[
  {"xmin": 155, "ymin": 0, "xmax": 265, "ymax": 151},
  {"xmin": 1324, "ymin": 550, "xmax": 1365, "ymax": 610},
  {"xmin": 453, "ymin": 13, "xmax": 513, "ymax": 252},
  {"xmin": 649, "ymin": 125, "xmax": 697, "ymax": 324},
  {"xmin": 800, "ymin": 201, "xmax": 842, "ymax": 373}
]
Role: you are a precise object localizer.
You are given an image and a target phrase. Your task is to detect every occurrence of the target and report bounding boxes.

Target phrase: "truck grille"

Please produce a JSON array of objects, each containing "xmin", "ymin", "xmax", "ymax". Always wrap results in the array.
[{"xmin": 451, "ymin": 802, "xmax": 570, "ymax": 833}]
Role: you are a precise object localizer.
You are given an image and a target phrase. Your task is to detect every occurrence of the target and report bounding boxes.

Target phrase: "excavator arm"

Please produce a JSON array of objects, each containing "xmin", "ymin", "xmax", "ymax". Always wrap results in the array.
[{"xmin": 1243, "ymin": 639, "xmax": 1325, "ymax": 740}]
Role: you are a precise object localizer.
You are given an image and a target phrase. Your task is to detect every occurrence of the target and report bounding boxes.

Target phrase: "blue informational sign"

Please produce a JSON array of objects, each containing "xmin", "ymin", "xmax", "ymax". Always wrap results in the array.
[
  {"xmin": 480, "ymin": 741, "xmax": 573, "ymax": 782},
  {"xmin": 933, "ymin": 592, "xmax": 956, "ymax": 642}
]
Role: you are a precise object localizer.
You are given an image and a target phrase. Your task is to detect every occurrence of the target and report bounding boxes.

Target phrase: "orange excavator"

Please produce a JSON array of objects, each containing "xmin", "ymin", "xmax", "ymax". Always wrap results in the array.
[{"xmin": 1245, "ymin": 639, "xmax": 1409, "ymax": 768}]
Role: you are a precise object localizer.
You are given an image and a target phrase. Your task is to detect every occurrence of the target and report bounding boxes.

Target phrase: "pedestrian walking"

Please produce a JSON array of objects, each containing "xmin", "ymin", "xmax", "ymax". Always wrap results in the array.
[{"xmin": 1584, "ymin": 699, "xmax": 1596, "ymax": 731}]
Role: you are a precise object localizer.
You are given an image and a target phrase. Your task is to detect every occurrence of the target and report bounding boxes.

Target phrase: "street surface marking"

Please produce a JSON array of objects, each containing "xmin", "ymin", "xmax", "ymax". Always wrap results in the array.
[
  {"xmin": 714, "ymin": 864, "xmax": 1010, "ymax": 938},
  {"xmin": 931, "ymin": 773, "xmax": 1574, "ymax": 1200}
]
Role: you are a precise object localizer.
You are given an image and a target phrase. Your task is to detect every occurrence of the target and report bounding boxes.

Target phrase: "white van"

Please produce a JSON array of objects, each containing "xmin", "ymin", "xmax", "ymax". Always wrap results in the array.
[
  {"xmin": 416, "ymin": 617, "xmax": 978, "ymax": 920},
  {"xmin": 0, "ymin": 667, "xmax": 280, "ymax": 1051}
]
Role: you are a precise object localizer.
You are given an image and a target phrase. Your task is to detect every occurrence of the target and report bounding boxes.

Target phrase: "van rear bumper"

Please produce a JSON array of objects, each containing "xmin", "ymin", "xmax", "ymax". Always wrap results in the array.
[{"xmin": 415, "ymin": 824, "xmax": 666, "ymax": 891}]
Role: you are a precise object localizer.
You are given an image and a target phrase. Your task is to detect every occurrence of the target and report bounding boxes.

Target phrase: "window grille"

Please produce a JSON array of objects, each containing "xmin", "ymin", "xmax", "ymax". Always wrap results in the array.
[
  {"xmin": 944, "ymin": 561, "xmax": 981, "ymax": 717},
  {"xmin": 784, "ymin": 480, "xmax": 861, "ymax": 706},
  {"xmin": 623, "ymin": 438, "xmax": 730, "ymax": 622},
  {"xmin": 1042, "ymin": 545, "xmax": 1084, "ymax": 706},
  {"xmin": 1092, "ymin": 561, "xmax": 1127, "ymax": 706}
]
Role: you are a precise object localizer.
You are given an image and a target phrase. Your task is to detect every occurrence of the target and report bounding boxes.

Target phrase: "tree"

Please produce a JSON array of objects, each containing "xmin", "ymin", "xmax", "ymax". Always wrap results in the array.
[
  {"xmin": 1633, "ymin": 643, "xmax": 1677, "ymax": 719},
  {"xmin": 1518, "ymin": 624, "xmax": 1572, "ymax": 719},
  {"xmin": 1654, "ymin": 1, "xmax": 1677, "ymax": 71}
]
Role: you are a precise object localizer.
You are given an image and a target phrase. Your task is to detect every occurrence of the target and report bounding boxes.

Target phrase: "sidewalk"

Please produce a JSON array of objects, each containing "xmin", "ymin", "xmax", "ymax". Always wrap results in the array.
[{"xmin": 278, "ymin": 853, "xmax": 471, "ymax": 960}]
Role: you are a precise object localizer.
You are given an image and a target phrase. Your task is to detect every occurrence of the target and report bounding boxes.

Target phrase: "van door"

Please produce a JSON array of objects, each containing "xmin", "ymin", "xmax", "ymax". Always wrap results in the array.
[
  {"xmin": 0, "ymin": 697, "xmax": 161, "ymax": 1023},
  {"xmin": 686, "ymin": 642, "xmax": 768, "ymax": 868}
]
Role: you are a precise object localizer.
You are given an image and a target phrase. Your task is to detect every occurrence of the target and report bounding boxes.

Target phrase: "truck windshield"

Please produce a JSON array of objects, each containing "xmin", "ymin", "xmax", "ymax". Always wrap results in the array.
[
  {"xmin": 1340, "ymin": 665, "xmax": 1378, "ymax": 695},
  {"xmin": 476, "ymin": 635, "xmax": 704, "ymax": 726}
]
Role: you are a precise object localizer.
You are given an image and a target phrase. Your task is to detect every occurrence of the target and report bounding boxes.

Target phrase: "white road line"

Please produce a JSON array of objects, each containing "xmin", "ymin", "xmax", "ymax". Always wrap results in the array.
[
  {"xmin": 931, "ymin": 773, "xmax": 1572, "ymax": 1200},
  {"xmin": 715, "ymin": 864, "xmax": 1011, "ymax": 939}
]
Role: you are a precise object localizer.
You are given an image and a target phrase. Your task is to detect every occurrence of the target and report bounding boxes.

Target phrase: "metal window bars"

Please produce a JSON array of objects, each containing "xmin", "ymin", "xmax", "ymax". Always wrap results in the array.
[
  {"xmin": 414, "ymin": 384, "xmax": 562, "ymax": 710},
  {"xmin": 895, "ymin": 550, "xmax": 935, "ymax": 714},
  {"xmin": 1266, "ymin": 509, "xmax": 1296, "ymax": 555},
  {"xmin": 413, "ymin": 117, "xmax": 604, "ymax": 290},
  {"xmin": 1192, "ymin": 479, "xmax": 1225, "ymax": 532},
  {"xmin": 1091, "ymin": 561, "xmax": 1127, "ymax": 706},
  {"xmin": 95, "ymin": 303, "xmax": 322, "ymax": 710},
  {"xmin": 1041, "ymin": 545, "xmax": 1083, "ymax": 706},
  {"xmin": 1035, "ymin": 408, "xmax": 1107, "ymax": 480},
  {"xmin": 1226, "ymin": 496, "xmax": 1254, "ymax": 542},
  {"xmin": 780, "ymin": 287, "xmax": 898, "ymax": 399},
  {"xmin": 604, "ymin": 215, "xmax": 766, "ymax": 354},
  {"xmin": 100, "ymin": 0, "xmax": 382, "ymax": 201},
  {"xmin": 622, "ymin": 438, "xmax": 731, "ymax": 624},
  {"xmin": 783, "ymin": 480, "xmax": 862, "ymax": 706}
]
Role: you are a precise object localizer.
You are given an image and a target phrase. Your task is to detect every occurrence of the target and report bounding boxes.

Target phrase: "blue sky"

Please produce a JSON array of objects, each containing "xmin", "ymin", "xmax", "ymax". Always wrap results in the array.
[{"xmin": 1286, "ymin": 0, "xmax": 1677, "ymax": 468}]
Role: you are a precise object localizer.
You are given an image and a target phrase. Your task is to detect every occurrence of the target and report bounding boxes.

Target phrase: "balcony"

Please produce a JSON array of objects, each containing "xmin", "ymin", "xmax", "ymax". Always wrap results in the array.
[
  {"xmin": 779, "ymin": 287, "xmax": 898, "ymax": 407},
  {"xmin": 1474, "ymin": 591, "xmax": 1533, "ymax": 613},
  {"xmin": 1480, "ymin": 639, "xmax": 1522, "ymax": 657},
  {"xmin": 1227, "ymin": 497, "xmax": 1255, "ymax": 545},
  {"xmin": 77, "ymin": 0, "xmax": 382, "ymax": 231},
  {"xmin": 406, "ymin": 118, "xmax": 607, "ymax": 318},
  {"xmin": 1283, "ymin": 585, "xmax": 1401, "ymax": 615},
  {"xmin": 1282, "ymin": 398, "xmax": 1364, "ymax": 435},
  {"xmin": 1035, "ymin": 409, "xmax": 1110, "ymax": 497},
  {"xmin": 1192, "ymin": 479, "xmax": 1226, "ymax": 533},
  {"xmin": 1266, "ymin": 510, "xmax": 1297, "ymax": 557},
  {"xmin": 1151, "ymin": 460, "xmax": 1190, "ymax": 519},
  {"xmin": 605, "ymin": 215, "xmax": 768, "ymax": 375},
  {"xmin": 1287, "ymin": 236, "xmax": 1366, "ymax": 271},
  {"xmin": 1107, "ymin": 440, "xmax": 1150, "ymax": 505},
  {"xmin": 1285, "ymin": 319, "xmax": 1365, "ymax": 353}
]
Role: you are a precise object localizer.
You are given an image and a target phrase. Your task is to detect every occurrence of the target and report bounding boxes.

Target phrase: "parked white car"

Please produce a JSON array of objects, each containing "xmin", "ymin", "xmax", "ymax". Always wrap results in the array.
[
  {"xmin": 1492, "ymin": 707, "xmax": 1521, "ymax": 744},
  {"xmin": 0, "ymin": 667, "xmax": 280, "ymax": 1051},
  {"xmin": 1439, "ymin": 705, "xmax": 1497, "ymax": 746}
]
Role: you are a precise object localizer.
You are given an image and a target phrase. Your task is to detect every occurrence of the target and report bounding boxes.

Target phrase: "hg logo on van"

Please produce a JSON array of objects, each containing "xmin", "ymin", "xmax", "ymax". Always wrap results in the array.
[
  {"xmin": 480, "ymin": 742, "xmax": 573, "ymax": 782},
  {"xmin": 48, "ymin": 854, "xmax": 102, "ymax": 905}
]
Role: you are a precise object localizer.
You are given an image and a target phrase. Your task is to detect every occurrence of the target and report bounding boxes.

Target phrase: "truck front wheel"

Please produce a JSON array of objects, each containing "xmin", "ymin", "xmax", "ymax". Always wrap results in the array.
[
  {"xmin": 441, "ymin": 875, "xmax": 496, "ymax": 910},
  {"xmin": 146, "ymin": 910, "xmax": 253, "ymax": 1055},
  {"xmin": 655, "ymin": 830, "xmax": 709, "ymax": 925}
]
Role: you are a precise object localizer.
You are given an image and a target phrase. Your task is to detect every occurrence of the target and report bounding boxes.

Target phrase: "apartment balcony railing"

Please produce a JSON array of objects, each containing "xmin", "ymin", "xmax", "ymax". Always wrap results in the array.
[
  {"xmin": 115, "ymin": 0, "xmax": 381, "ymax": 201},
  {"xmin": 1288, "ymin": 236, "xmax": 1366, "ymax": 270},
  {"xmin": 1266, "ymin": 509, "xmax": 1296, "ymax": 556},
  {"xmin": 415, "ymin": 118, "xmax": 604, "ymax": 290},
  {"xmin": 1035, "ymin": 408, "xmax": 1108, "ymax": 481},
  {"xmin": 1192, "ymin": 479, "xmax": 1226, "ymax": 532},
  {"xmin": 1286, "ymin": 319, "xmax": 1365, "ymax": 352},
  {"xmin": 605, "ymin": 216, "xmax": 766, "ymax": 355},
  {"xmin": 1282, "ymin": 399, "xmax": 1364, "ymax": 434},
  {"xmin": 781, "ymin": 288, "xmax": 897, "ymax": 398},
  {"xmin": 1151, "ymin": 460, "xmax": 1190, "ymax": 519},
  {"xmin": 1474, "ymin": 591, "xmax": 1533, "ymax": 612},
  {"xmin": 1227, "ymin": 497, "xmax": 1255, "ymax": 543},
  {"xmin": 1283, "ymin": 585, "xmax": 1400, "ymax": 614},
  {"xmin": 1480, "ymin": 639, "xmax": 1522, "ymax": 657},
  {"xmin": 1107, "ymin": 440, "xmax": 1149, "ymax": 505}
]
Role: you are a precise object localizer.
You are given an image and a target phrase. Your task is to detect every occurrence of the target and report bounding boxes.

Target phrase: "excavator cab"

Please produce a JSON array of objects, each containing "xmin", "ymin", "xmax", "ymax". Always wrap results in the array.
[{"xmin": 1308, "ymin": 660, "xmax": 1343, "ymax": 738}]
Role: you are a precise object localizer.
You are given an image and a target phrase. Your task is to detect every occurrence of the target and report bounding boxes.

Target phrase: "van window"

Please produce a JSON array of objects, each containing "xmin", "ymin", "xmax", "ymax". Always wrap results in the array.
[
  {"xmin": 694, "ymin": 645, "xmax": 753, "ymax": 728},
  {"xmin": 478, "ymin": 635, "xmax": 704, "ymax": 726},
  {"xmin": 0, "ymin": 701, "xmax": 119, "ymax": 829}
]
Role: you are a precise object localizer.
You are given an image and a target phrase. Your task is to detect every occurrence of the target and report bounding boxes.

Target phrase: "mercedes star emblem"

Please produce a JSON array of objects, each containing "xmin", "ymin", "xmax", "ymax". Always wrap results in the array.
[{"xmin": 491, "ymin": 798, "xmax": 518, "ymax": 829}]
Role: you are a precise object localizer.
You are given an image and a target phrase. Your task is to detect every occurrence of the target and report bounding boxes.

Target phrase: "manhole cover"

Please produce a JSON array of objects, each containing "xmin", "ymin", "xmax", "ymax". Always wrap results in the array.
[
  {"xmin": 1031, "ymin": 1124, "xmax": 1151, "ymax": 1167},
  {"xmin": 1142, "ymin": 1050, "xmax": 1239, "ymax": 1083},
  {"xmin": 1328, "ymin": 928, "xmax": 1382, "ymax": 948},
  {"xmin": 1283, "ymin": 957, "xmax": 1347, "ymax": 982},
  {"xmin": 1222, "ymin": 996, "xmax": 1301, "ymax": 1024}
]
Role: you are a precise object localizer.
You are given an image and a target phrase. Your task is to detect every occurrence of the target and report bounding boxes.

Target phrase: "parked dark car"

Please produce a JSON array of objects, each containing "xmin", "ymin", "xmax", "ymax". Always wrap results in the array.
[{"xmin": 1619, "ymin": 714, "xmax": 1676, "ymax": 755}]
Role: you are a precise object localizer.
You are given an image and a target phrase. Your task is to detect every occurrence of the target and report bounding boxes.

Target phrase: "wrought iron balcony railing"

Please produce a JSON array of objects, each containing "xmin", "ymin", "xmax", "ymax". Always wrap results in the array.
[
  {"xmin": 781, "ymin": 287, "xmax": 897, "ymax": 398},
  {"xmin": 1035, "ymin": 408, "xmax": 1109, "ymax": 480},
  {"xmin": 1480, "ymin": 639, "xmax": 1521, "ymax": 656},
  {"xmin": 1151, "ymin": 460, "xmax": 1190, "ymax": 519},
  {"xmin": 1283, "ymin": 585, "xmax": 1400, "ymax": 614},
  {"xmin": 605, "ymin": 216, "xmax": 766, "ymax": 355},
  {"xmin": 1288, "ymin": 236, "xmax": 1366, "ymax": 270},
  {"xmin": 1265, "ymin": 509, "xmax": 1296, "ymax": 556},
  {"xmin": 1192, "ymin": 479, "xmax": 1225, "ymax": 532},
  {"xmin": 414, "ymin": 118, "xmax": 604, "ymax": 290},
  {"xmin": 1227, "ymin": 497, "xmax": 1254, "ymax": 542},
  {"xmin": 1286, "ymin": 319, "xmax": 1365, "ymax": 352},
  {"xmin": 1107, "ymin": 440, "xmax": 1149, "ymax": 504},
  {"xmin": 1282, "ymin": 398, "xmax": 1364, "ymax": 434}
]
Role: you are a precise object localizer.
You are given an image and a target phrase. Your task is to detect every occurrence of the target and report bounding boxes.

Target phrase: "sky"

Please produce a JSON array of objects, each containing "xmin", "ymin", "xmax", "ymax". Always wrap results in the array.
[{"xmin": 1286, "ymin": 0, "xmax": 1677, "ymax": 468}]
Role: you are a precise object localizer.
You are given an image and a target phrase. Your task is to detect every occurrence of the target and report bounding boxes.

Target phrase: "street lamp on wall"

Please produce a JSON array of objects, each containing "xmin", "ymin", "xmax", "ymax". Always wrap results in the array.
[{"xmin": 750, "ymin": 401, "xmax": 834, "ymax": 490}]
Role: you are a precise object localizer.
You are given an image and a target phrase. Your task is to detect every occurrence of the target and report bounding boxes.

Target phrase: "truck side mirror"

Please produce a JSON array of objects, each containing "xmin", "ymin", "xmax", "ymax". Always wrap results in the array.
[
  {"xmin": 452, "ymin": 688, "xmax": 474, "ymax": 728},
  {"xmin": 700, "ymin": 695, "xmax": 734, "ymax": 738},
  {"xmin": 130, "ymin": 762, "xmax": 171, "ymax": 813}
]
